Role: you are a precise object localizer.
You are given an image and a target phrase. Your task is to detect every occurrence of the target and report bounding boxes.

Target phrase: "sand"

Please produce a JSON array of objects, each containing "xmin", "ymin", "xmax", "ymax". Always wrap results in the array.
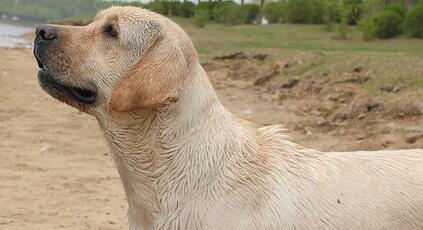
[{"xmin": 0, "ymin": 48, "xmax": 126, "ymax": 229}]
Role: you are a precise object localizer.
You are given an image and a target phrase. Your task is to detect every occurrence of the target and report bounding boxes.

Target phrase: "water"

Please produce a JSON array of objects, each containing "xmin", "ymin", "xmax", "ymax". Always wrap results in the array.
[{"xmin": 0, "ymin": 23, "xmax": 33, "ymax": 48}]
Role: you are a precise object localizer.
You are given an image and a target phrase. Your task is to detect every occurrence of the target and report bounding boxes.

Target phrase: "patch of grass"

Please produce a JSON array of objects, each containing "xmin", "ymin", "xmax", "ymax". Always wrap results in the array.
[
  {"xmin": 173, "ymin": 19, "xmax": 423, "ymax": 55},
  {"xmin": 172, "ymin": 17, "xmax": 423, "ymax": 92},
  {"xmin": 279, "ymin": 54, "xmax": 331, "ymax": 77}
]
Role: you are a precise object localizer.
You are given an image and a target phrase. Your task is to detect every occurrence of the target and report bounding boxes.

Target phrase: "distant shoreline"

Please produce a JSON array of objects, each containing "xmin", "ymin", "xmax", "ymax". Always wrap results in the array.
[
  {"xmin": 0, "ymin": 17, "xmax": 38, "ymax": 27},
  {"xmin": 0, "ymin": 22, "xmax": 33, "ymax": 48}
]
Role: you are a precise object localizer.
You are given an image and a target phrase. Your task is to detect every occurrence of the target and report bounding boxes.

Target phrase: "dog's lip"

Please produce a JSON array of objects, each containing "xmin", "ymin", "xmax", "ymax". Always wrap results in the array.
[
  {"xmin": 33, "ymin": 44, "xmax": 45, "ymax": 69},
  {"xmin": 35, "ymin": 55, "xmax": 44, "ymax": 69},
  {"xmin": 38, "ymin": 69, "xmax": 97, "ymax": 104},
  {"xmin": 68, "ymin": 85, "xmax": 97, "ymax": 103}
]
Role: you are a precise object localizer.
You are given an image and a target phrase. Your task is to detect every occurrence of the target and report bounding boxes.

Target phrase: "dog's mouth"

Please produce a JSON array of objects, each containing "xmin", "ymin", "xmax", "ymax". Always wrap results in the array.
[{"xmin": 36, "ymin": 57, "xmax": 97, "ymax": 104}]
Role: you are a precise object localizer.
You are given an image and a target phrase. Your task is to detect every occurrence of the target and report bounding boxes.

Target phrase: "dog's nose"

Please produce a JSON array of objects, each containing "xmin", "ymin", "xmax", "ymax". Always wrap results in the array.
[{"xmin": 35, "ymin": 24, "xmax": 58, "ymax": 42}]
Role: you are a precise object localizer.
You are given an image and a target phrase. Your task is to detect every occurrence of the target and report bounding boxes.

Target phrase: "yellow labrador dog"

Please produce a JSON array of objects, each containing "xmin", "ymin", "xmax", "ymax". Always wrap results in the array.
[{"xmin": 33, "ymin": 6, "xmax": 422, "ymax": 230}]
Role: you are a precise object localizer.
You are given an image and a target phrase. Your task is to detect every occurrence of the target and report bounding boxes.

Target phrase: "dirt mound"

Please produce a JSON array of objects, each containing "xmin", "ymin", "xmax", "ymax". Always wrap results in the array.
[
  {"xmin": 212, "ymin": 52, "xmax": 247, "ymax": 60},
  {"xmin": 205, "ymin": 52, "xmax": 423, "ymax": 150}
]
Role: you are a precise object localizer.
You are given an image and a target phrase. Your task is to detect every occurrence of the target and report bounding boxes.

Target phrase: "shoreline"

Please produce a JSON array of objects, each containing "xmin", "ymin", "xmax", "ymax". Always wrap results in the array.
[{"xmin": 0, "ymin": 22, "xmax": 33, "ymax": 48}]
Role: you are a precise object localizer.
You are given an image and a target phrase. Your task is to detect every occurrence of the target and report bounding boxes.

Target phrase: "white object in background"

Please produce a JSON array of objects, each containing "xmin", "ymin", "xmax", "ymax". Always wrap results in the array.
[{"xmin": 261, "ymin": 17, "xmax": 269, "ymax": 25}]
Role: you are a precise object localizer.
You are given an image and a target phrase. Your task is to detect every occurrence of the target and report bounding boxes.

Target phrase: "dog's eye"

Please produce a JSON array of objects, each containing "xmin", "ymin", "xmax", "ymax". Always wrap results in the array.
[{"xmin": 103, "ymin": 24, "xmax": 118, "ymax": 38}]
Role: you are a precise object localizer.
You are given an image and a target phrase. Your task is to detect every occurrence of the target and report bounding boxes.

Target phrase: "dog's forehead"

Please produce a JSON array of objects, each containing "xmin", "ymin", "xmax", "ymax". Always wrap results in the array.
[
  {"xmin": 93, "ymin": 9, "xmax": 120, "ymax": 24},
  {"xmin": 93, "ymin": 7, "xmax": 146, "ymax": 24}
]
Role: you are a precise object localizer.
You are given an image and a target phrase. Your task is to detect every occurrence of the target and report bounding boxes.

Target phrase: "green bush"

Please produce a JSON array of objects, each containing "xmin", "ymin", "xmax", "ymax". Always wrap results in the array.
[
  {"xmin": 383, "ymin": 4, "xmax": 407, "ymax": 20},
  {"xmin": 144, "ymin": 0, "xmax": 168, "ymax": 15},
  {"xmin": 324, "ymin": 0, "xmax": 342, "ymax": 29},
  {"xmin": 167, "ymin": 1, "xmax": 182, "ymax": 16},
  {"xmin": 404, "ymin": 4, "xmax": 423, "ymax": 37},
  {"xmin": 180, "ymin": 1, "xmax": 196, "ymax": 18},
  {"xmin": 263, "ymin": 1, "xmax": 285, "ymax": 24},
  {"xmin": 196, "ymin": 1, "xmax": 219, "ymax": 20},
  {"xmin": 309, "ymin": 0, "xmax": 325, "ymax": 24},
  {"xmin": 286, "ymin": 0, "xmax": 308, "ymax": 23},
  {"xmin": 359, "ymin": 10, "xmax": 403, "ymax": 39},
  {"xmin": 226, "ymin": 6, "xmax": 248, "ymax": 24},
  {"xmin": 194, "ymin": 8, "xmax": 209, "ymax": 28},
  {"xmin": 213, "ymin": 1, "xmax": 248, "ymax": 25},
  {"xmin": 358, "ymin": 16, "xmax": 374, "ymax": 40},
  {"xmin": 333, "ymin": 21, "xmax": 350, "ymax": 39},
  {"xmin": 125, "ymin": 2, "xmax": 143, "ymax": 8},
  {"xmin": 286, "ymin": 0, "xmax": 325, "ymax": 24},
  {"xmin": 212, "ymin": 1, "xmax": 236, "ymax": 22},
  {"xmin": 242, "ymin": 3, "xmax": 260, "ymax": 23},
  {"xmin": 343, "ymin": 0, "xmax": 363, "ymax": 25}
]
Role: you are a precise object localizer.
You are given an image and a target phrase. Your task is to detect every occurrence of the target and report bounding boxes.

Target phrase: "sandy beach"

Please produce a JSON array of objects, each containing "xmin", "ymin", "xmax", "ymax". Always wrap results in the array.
[{"xmin": 0, "ymin": 47, "xmax": 127, "ymax": 229}]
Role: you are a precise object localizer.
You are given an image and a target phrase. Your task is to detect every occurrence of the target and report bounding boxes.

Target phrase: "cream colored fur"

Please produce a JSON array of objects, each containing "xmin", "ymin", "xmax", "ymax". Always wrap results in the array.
[{"xmin": 38, "ymin": 6, "xmax": 423, "ymax": 230}]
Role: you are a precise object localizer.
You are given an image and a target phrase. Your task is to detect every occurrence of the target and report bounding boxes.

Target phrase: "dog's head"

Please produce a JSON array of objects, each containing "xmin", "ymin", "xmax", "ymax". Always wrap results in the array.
[{"xmin": 33, "ymin": 6, "xmax": 196, "ymax": 114}]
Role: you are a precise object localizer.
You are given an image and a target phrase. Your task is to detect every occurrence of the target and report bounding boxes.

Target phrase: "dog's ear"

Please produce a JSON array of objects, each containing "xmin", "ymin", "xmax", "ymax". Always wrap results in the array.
[{"xmin": 111, "ymin": 33, "xmax": 191, "ymax": 112}]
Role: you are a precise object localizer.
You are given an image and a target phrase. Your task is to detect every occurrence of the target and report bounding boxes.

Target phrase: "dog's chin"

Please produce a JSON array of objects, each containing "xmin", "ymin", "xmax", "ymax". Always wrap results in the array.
[{"xmin": 37, "ymin": 69, "xmax": 98, "ymax": 112}]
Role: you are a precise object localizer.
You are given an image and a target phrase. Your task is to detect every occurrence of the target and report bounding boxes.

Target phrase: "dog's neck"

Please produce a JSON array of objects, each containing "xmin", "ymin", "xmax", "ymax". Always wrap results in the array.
[{"xmin": 98, "ymin": 61, "xmax": 256, "ymax": 225}]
